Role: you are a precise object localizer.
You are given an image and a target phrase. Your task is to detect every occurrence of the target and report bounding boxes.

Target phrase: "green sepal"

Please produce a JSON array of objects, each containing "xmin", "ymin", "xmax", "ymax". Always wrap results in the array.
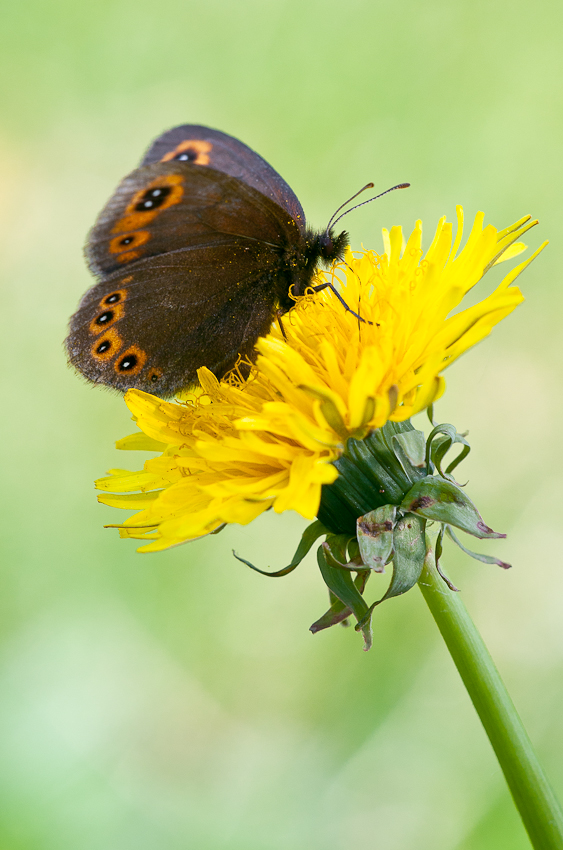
[
  {"xmin": 347, "ymin": 435, "xmax": 411, "ymax": 501},
  {"xmin": 401, "ymin": 476, "xmax": 506, "ymax": 540},
  {"xmin": 392, "ymin": 430, "xmax": 427, "ymax": 473},
  {"xmin": 446, "ymin": 526, "xmax": 511, "ymax": 570},
  {"xmin": 316, "ymin": 537, "xmax": 373, "ymax": 650},
  {"xmin": 310, "ymin": 571, "xmax": 369, "ymax": 633},
  {"xmin": 347, "ymin": 537, "xmax": 361, "ymax": 563},
  {"xmin": 318, "ymin": 420, "xmax": 425, "ymax": 536},
  {"xmin": 362, "ymin": 421, "xmax": 422, "ymax": 488},
  {"xmin": 233, "ymin": 519, "xmax": 328, "ymax": 577},
  {"xmin": 322, "ymin": 543, "xmax": 366, "ymax": 573},
  {"xmin": 356, "ymin": 513, "xmax": 427, "ymax": 632},
  {"xmin": 356, "ymin": 505, "xmax": 396, "ymax": 571},
  {"xmin": 425, "ymin": 423, "xmax": 470, "ymax": 480},
  {"xmin": 435, "ymin": 523, "xmax": 459, "ymax": 591},
  {"xmin": 390, "ymin": 513, "xmax": 427, "ymax": 597},
  {"xmin": 318, "ymin": 455, "xmax": 385, "ymax": 536}
]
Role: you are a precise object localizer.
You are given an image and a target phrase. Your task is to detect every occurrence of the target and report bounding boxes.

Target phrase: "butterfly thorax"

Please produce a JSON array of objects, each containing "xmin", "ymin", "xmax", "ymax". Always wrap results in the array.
[{"xmin": 278, "ymin": 227, "xmax": 349, "ymax": 310}]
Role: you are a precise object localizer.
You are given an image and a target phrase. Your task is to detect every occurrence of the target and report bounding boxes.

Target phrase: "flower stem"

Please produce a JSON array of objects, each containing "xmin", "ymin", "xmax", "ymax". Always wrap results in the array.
[{"xmin": 418, "ymin": 554, "xmax": 563, "ymax": 850}]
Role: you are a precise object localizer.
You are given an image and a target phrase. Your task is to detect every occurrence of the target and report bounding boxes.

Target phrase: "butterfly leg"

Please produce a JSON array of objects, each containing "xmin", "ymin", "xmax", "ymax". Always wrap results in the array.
[
  {"xmin": 276, "ymin": 310, "xmax": 288, "ymax": 340},
  {"xmin": 310, "ymin": 282, "xmax": 372, "ymax": 325}
]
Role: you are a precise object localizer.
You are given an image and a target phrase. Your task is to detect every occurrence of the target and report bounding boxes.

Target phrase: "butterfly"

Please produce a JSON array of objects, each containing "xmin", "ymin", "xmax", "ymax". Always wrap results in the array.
[{"xmin": 66, "ymin": 124, "xmax": 406, "ymax": 397}]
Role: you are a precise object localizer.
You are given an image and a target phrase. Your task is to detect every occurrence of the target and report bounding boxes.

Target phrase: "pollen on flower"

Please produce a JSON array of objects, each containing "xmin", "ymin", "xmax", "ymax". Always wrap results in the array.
[{"xmin": 96, "ymin": 207, "xmax": 546, "ymax": 552}]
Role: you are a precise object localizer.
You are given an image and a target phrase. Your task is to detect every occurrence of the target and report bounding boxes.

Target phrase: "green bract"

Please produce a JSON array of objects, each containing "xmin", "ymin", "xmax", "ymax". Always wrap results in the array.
[{"xmin": 237, "ymin": 416, "xmax": 509, "ymax": 650}]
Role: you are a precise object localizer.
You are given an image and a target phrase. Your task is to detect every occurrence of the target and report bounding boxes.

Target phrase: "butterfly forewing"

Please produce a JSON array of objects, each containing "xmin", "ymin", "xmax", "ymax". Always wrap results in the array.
[
  {"xmin": 86, "ymin": 162, "xmax": 301, "ymax": 279},
  {"xmin": 139, "ymin": 124, "xmax": 306, "ymax": 232}
]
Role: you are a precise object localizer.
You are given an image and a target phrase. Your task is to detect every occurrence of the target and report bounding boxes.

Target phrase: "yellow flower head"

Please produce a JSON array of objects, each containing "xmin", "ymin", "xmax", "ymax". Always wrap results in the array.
[{"xmin": 97, "ymin": 208, "xmax": 546, "ymax": 552}]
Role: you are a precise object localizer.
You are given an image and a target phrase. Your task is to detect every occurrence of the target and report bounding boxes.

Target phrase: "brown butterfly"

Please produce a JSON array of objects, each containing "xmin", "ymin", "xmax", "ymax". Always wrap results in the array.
[{"xmin": 66, "ymin": 125, "xmax": 405, "ymax": 397}]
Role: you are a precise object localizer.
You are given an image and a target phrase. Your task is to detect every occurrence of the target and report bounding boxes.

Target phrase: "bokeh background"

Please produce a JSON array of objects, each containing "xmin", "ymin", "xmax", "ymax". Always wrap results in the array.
[{"xmin": 2, "ymin": 1, "xmax": 562, "ymax": 847}]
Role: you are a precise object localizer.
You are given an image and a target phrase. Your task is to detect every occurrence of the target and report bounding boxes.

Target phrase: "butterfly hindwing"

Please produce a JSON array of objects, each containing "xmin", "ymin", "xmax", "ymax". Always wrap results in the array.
[
  {"xmin": 67, "ymin": 239, "xmax": 285, "ymax": 396},
  {"xmin": 139, "ymin": 124, "xmax": 306, "ymax": 232}
]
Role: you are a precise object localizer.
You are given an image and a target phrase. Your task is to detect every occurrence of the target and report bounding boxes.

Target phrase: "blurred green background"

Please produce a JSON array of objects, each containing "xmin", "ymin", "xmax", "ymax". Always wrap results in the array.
[{"xmin": 1, "ymin": 0, "xmax": 562, "ymax": 847}]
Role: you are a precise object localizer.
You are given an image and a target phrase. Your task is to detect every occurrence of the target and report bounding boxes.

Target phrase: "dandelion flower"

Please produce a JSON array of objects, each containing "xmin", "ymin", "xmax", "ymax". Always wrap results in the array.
[
  {"xmin": 98, "ymin": 207, "xmax": 544, "ymax": 556},
  {"xmin": 89, "ymin": 199, "xmax": 563, "ymax": 848}
]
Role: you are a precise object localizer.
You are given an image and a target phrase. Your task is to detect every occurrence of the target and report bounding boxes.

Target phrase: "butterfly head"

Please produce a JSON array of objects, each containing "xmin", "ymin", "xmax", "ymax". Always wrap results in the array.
[{"xmin": 317, "ymin": 229, "xmax": 349, "ymax": 263}]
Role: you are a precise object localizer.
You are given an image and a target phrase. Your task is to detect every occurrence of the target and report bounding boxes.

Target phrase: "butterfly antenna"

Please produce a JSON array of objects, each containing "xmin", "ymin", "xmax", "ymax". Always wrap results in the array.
[
  {"xmin": 329, "ymin": 183, "xmax": 411, "ymax": 231},
  {"xmin": 324, "ymin": 183, "xmax": 375, "ymax": 235}
]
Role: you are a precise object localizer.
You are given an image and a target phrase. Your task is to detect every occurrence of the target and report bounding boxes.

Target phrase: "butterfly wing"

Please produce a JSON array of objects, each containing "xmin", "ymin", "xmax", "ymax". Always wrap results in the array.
[
  {"xmin": 67, "ymin": 238, "xmax": 286, "ymax": 396},
  {"xmin": 86, "ymin": 160, "xmax": 300, "ymax": 278},
  {"xmin": 139, "ymin": 124, "xmax": 306, "ymax": 233},
  {"xmin": 68, "ymin": 162, "xmax": 304, "ymax": 395}
]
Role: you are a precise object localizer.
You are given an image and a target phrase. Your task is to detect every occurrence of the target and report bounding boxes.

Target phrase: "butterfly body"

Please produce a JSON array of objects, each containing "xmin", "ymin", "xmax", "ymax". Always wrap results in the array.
[{"xmin": 66, "ymin": 126, "xmax": 348, "ymax": 397}]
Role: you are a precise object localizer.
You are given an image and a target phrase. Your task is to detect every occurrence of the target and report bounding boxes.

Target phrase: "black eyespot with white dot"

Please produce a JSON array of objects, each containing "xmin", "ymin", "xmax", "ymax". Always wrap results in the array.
[
  {"xmin": 120, "ymin": 236, "xmax": 134, "ymax": 246},
  {"xmin": 118, "ymin": 354, "xmax": 137, "ymax": 371},
  {"xmin": 174, "ymin": 149, "xmax": 198, "ymax": 162},
  {"xmin": 151, "ymin": 373, "xmax": 159, "ymax": 382},
  {"xmin": 104, "ymin": 292, "xmax": 122, "ymax": 304},
  {"xmin": 96, "ymin": 340, "xmax": 111, "ymax": 354},
  {"xmin": 134, "ymin": 185, "xmax": 172, "ymax": 211},
  {"xmin": 96, "ymin": 311, "xmax": 114, "ymax": 325}
]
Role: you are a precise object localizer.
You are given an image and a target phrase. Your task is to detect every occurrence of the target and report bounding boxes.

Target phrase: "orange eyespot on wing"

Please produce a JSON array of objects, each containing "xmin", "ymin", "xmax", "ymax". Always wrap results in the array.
[
  {"xmin": 108, "ymin": 231, "xmax": 151, "ymax": 255},
  {"xmin": 105, "ymin": 174, "xmax": 186, "ymax": 265},
  {"xmin": 112, "ymin": 173, "xmax": 185, "ymax": 234},
  {"xmin": 89, "ymin": 299, "xmax": 125, "ymax": 335},
  {"xmin": 160, "ymin": 139, "xmax": 212, "ymax": 164},
  {"xmin": 147, "ymin": 367, "xmax": 162, "ymax": 384},
  {"xmin": 101, "ymin": 287, "xmax": 128, "ymax": 306},
  {"xmin": 91, "ymin": 327, "xmax": 123, "ymax": 361},
  {"xmin": 114, "ymin": 345, "xmax": 147, "ymax": 376},
  {"xmin": 123, "ymin": 174, "xmax": 184, "ymax": 220}
]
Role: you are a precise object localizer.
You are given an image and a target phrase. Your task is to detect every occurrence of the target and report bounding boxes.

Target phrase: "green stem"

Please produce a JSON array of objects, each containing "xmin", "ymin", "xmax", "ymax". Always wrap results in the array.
[{"xmin": 418, "ymin": 554, "xmax": 563, "ymax": 850}]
